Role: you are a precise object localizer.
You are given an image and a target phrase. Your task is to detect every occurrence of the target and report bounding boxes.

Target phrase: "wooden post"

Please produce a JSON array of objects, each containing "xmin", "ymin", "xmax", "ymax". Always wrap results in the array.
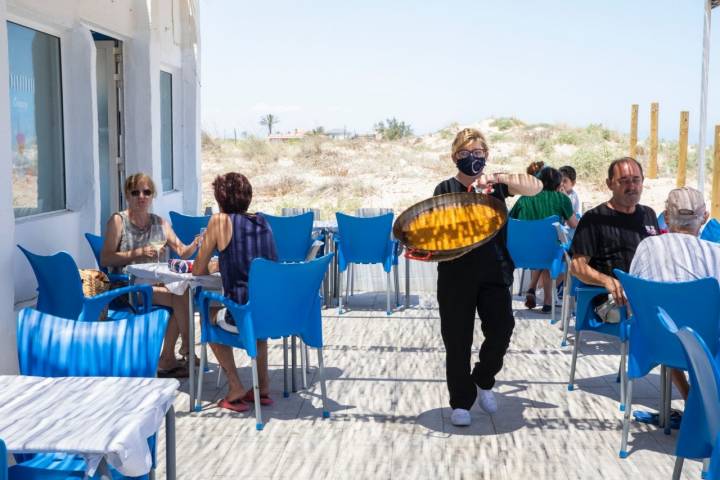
[
  {"xmin": 676, "ymin": 111, "xmax": 689, "ymax": 187},
  {"xmin": 712, "ymin": 126, "xmax": 720, "ymax": 219},
  {"xmin": 648, "ymin": 102, "xmax": 659, "ymax": 179},
  {"xmin": 630, "ymin": 104, "xmax": 639, "ymax": 158}
]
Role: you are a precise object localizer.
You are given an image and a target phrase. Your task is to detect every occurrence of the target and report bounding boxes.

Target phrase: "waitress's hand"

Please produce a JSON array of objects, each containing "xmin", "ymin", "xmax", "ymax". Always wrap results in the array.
[{"xmin": 470, "ymin": 173, "xmax": 498, "ymax": 193}]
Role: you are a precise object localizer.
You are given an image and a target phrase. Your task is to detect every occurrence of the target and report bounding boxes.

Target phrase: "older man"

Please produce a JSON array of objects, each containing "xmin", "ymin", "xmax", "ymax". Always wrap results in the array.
[
  {"xmin": 630, "ymin": 186, "xmax": 720, "ymax": 399},
  {"xmin": 570, "ymin": 157, "xmax": 659, "ymax": 318}
]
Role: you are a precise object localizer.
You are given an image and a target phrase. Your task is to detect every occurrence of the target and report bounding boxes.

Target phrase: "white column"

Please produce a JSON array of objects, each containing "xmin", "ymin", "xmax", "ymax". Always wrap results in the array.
[
  {"xmin": 180, "ymin": 0, "xmax": 201, "ymax": 215},
  {"xmin": 0, "ymin": 0, "xmax": 20, "ymax": 374},
  {"xmin": 697, "ymin": 0, "xmax": 712, "ymax": 193}
]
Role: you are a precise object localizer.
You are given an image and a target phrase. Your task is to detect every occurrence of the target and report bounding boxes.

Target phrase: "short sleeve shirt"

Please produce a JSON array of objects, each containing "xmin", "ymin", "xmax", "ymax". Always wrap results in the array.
[
  {"xmin": 570, "ymin": 203, "xmax": 659, "ymax": 277},
  {"xmin": 508, "ymin": 190, "xmax": 574, "ymax": 222},
  {"xmin": 630, "ymin": 233, "xmax": 720, "ymax": 282}
]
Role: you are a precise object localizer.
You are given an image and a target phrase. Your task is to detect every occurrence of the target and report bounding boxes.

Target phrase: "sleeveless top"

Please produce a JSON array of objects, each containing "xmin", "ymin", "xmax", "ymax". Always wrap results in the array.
[
  {"xmin": 110, "ymin": 211, "xmax": 164, "ymax": 274},
  {"xmin": 219, "ymin": 213, "xmax": 278, "ymax": 306}
]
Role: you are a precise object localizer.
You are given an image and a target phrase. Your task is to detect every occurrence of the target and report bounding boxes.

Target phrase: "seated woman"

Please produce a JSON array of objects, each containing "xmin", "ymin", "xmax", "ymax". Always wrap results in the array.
[
  {"xmin": 193, "ymin": 172, "xmax": 278, "ymax": 412},
  {"xmin": 509, "ymin": 165, "xmax": 579, "ymax": 313},
  {"xmin": 101, "ymin": 173, "xmax": 200, "ymax": 378}
]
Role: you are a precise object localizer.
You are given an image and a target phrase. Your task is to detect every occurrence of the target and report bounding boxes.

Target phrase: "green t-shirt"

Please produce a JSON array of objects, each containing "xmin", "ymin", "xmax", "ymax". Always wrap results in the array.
[{"xmin": 509, "ymin": 190, "xmax": 574, "ymax": 222}]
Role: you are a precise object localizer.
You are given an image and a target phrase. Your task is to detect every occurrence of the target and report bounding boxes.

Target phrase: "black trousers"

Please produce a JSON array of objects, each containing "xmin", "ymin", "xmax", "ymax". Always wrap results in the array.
[{"xmin": 437, "ymin": 265, "xmax": 515, "ymax": 410}]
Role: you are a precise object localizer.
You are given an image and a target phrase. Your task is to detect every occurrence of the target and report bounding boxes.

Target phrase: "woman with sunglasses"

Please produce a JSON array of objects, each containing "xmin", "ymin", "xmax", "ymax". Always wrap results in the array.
[
  {"xmin": 101, "ymin": 172, "xmax": 200, "ymax": 378},
  {"xmin": 434, "ymin": 128, "xmax": 541, "ymax": 427}
]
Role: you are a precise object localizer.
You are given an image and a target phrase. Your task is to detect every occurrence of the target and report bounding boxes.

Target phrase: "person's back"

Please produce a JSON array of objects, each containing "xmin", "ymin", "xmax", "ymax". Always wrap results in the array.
[
  {"xmin": 510, "ymin": 189, "xmax": 573, "ymax": 222},
  {"xmin": 630, "ymin": 233, "xmax": 720, "ymax": 282},
  {"xmin": 219, "ymin": 213, "xmax": 277, "ymax": 305}
]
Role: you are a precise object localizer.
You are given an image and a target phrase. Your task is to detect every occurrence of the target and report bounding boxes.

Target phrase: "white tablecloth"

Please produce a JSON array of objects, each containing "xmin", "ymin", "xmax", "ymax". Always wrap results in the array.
[
  {"xmin": 126, "ymin": 262, "xmax": 222, "ymax": 295},
  {"xmin": 0, "ymin": 376, "xmax": 178, "ymax": 476}
]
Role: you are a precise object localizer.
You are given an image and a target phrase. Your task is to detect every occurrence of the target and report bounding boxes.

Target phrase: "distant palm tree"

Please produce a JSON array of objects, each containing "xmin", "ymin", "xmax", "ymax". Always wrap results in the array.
[{"xmin": 259, "ymin": 114, "xmax": 279, "ymax": 135}]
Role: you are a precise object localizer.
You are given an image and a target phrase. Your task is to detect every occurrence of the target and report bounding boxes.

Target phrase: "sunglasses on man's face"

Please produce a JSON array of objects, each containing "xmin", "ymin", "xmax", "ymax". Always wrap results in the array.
[{"xmin": 130, "ymin": 189, "xmax": 153, "ymax": 197}]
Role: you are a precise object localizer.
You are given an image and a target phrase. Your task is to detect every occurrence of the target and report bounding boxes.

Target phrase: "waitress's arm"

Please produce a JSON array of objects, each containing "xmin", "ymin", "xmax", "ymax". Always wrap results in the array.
[{"xmin": 494, "ymin": 173, "xmax": 542, "ymax": 196}]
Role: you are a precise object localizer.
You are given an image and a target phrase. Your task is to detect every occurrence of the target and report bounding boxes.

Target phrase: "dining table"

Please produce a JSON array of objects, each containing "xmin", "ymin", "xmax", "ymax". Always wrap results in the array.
[{"xmin": 0, "ymin": 375, "xmax": 178, "ymax": 479}]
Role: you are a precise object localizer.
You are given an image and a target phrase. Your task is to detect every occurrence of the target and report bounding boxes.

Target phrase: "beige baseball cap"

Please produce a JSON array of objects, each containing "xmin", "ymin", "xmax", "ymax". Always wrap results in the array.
[{"xmin": 666, "ymin": 187, "xmax": 706, "ymax": 218}]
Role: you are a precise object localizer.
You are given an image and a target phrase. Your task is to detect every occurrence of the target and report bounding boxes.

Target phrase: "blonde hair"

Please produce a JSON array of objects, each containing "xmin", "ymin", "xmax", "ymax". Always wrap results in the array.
[
  {"xmin": 124, "ymin": 173, "xmax": 157, "ymax": 198},
  {"xmin": 451, "ymin": 128, "xmax": 488, "ymax": 159}
]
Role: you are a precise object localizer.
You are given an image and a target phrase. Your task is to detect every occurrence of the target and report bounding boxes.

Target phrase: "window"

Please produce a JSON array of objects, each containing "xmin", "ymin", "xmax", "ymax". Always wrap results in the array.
[
  {"xmin": 8, "ymin": 22, "xmax": 66, "ymax": 218},
  {"xmin": 160, "ymin": 70, "xmax": 174, "ymax": 192}
]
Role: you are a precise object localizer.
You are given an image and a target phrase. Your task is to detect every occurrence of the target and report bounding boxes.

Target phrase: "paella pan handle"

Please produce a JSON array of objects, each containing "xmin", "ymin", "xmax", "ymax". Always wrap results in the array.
[{"xmin": 405, "ymin": 249, "xmax": 433, "ymax": 261}]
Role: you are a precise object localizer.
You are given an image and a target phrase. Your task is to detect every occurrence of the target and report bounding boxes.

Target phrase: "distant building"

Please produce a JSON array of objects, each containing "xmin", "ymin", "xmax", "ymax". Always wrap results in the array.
[
  {"xmin": 326, "ymin": 128, "xmax": 352, "ymax": 140},
  {"xmin": 268, "ymin": 129, "xmax": 307, "ymax": 142}
]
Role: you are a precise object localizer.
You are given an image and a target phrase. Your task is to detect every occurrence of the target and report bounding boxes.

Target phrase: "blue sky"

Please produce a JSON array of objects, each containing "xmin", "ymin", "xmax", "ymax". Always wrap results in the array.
[{"xmin": 201, "ymin": 1, "xmax": 719, "ymax": 141}]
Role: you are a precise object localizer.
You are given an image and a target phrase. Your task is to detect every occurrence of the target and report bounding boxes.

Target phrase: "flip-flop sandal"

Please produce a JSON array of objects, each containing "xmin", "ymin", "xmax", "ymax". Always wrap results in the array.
[
  {"xmin": 633, "ymin": 410, "xmax": 682, "ymax": 429},
  {"xmin": 157, "ymin": 365, "xmax": 189, "ymax": 378},
  {"xmin": 218, "ymin": 398, "xmax": 250, "ymax": 413},
  {"xmin": 242, "ymin": 390, "xmax": 274, "ymax": 406},
  {"xmin": 525, "ymin": 291, "xmax": 537, "ymax": 309}
]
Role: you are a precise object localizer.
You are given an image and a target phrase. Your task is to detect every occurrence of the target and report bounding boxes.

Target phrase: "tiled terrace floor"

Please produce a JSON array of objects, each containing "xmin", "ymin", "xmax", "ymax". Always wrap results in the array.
[{"xmin": 154, "ymin": 292, "xmax": 703, "ymax": 479}]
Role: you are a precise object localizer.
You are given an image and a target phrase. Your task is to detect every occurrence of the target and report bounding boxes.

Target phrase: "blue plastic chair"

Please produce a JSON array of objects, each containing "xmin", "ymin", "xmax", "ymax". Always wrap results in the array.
[
  {"xmin": 567, "ymin": 282, "xmax": 629, "ymax": 408},
  {"xmin": 261, "ymin": 212, "xmax": 315, "ymax": 262},
  {"xmin": 168, "ymin": 211, "xmax": 210, "ymax": 260},
  {"xmin": 507, "ymin": 216, "xmax": 566, "ymax": 322},
  {"xmin": 1, "ymin": 439, "xmax": 6, "ymax": 480},
  {"xmin": 17, "ymin": 245, "xmax": 150, "ymax": 322},
  {"xmin": 195, "ymin": 254, "xmax": 334, "ymax": 430},
  {"xmin": 701, "ymin": 218, "xmax": 720, "ymax": 244},
  {"xmin": 84, "ymin": 233, "xmax": 130, "ymax": 284},
  {"xmin": 657, "ymin": 211, "xmax": 668, "ymax": 231},
  {"xmin": 334, "ymin": 212, "xmax": 399, "ymax": 315},
  {"xmin": 616, "ymin": 272, "xmax": 720, "ymax": 457},
  {"xmin": 659, "ymin": 309, "xmax": 720, "ymax": 480},
  {"xmin": 11, "ymin": 302, "xmax": 168, "ymax": 479}
]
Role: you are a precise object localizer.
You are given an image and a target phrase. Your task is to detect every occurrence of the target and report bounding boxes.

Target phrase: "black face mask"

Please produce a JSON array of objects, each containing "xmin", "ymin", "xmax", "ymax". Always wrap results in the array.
[{"xmin": 456, "ymin": 155, "xmax": 486, "ymax": 176}]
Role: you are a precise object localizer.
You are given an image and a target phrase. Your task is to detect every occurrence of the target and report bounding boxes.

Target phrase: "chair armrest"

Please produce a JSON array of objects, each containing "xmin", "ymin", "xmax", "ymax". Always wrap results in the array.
[
  {"xmin": 82, "ymin": 284, "xmax": 153, "ymax": 320},
  {"xmin": 108, "ymin": 273, "xmax": 130, "ymax": 284},
  {"xmin": 198, "ymin": 290, "xmax": 256, "ymax": 357}
]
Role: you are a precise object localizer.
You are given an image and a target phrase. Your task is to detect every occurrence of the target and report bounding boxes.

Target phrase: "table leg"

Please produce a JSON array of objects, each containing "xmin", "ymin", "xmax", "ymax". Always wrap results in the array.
[
  {"xmin": 291, "ymin": 335, "xmax": 297, "ymax": 393},
  {"xmin": 166, "ymin": 405, "xmax": 176, "ymax": 480},
  {"xmin": 188, "ymin": 287, "xmax": 196, "ymax": 413},
  {"xmin": 405, "ymin": 255, "xmax": 410, "ymax": 308}
]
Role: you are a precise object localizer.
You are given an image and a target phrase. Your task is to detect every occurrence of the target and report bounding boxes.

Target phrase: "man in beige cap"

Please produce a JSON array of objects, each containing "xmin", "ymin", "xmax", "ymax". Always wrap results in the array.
[{"xmin": 630, "ymin": 186, "xmax": 719, "ymax": 399}]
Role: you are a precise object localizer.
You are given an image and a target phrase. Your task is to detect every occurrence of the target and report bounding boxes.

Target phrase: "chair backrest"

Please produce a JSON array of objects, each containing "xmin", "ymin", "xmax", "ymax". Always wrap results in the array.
[
  {"xmin": 659, "ymin": 308, "xmax": 720, "ymax": 461},
  {"xmin": 18, "ymin": 245, "xmax": 85, "ymax": 320},
  {"xmin": 84, "ymin": 233, "xmax": 104, "ymax": 271},
  {"xmin": 261, "ymin": 211, "xmax": 314, "ymax": 262},
  {"xmin": 335, "ymin": 212, "xmax": 393, "ymax": 265},
  {"xmin": 248, "ymin": 254, "xmax": 333, "ymax": 347},
  {"xmin": 507, "ymin": 216, "xmax": 563, "ymax": 271},
  {"xmin": 701, "ymin": 218, "xmax": 720, "ymax": 244},
  {"xmin": 17, "ymin": 307, "xmax": 169, "ymax": 377},
  {"xmin": 657, "ymin": 211, "xmax": 668, "ymax": 231},
  {"xmin": 616, "ymin": 270, "xmax": 720, "ymax": 377},
  {"xmin": 0, "ymin": 439, "xmax": 5, "ymax": 480},
  {"xmin": 169, "ymin": 211, "xmax": 210, "ymax": 259}
]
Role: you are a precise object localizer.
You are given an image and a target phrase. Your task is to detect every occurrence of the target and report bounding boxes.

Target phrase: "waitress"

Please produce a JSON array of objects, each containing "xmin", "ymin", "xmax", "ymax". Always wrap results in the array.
[{"xmin": 433, "ymin": 128, "xmax": 541, "ymax": 426}]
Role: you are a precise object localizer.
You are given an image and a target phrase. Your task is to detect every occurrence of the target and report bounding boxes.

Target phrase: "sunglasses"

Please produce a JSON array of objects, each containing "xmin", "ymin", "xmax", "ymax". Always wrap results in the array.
[{"xmin": 130, "ymin": 189, "xmax": 153, "ymax": 197}]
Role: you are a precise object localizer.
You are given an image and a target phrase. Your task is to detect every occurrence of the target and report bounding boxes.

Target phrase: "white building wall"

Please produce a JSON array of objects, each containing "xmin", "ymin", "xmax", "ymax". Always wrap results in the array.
[{"xmin": 1, "ymin": 0, "xmax": 201, "ymax": 371}]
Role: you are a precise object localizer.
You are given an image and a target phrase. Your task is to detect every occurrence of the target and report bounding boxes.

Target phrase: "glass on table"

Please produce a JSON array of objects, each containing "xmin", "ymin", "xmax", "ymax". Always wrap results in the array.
[{"xmin": 148, "ymin": 224, "xmax": 166, "ymax": 265}]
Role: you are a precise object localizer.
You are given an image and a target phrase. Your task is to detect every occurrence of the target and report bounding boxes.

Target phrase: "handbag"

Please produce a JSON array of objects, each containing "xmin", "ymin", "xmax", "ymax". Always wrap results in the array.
[{"xmin": 78, "ymin": 269, "xmax": 111, "ymax": 320}]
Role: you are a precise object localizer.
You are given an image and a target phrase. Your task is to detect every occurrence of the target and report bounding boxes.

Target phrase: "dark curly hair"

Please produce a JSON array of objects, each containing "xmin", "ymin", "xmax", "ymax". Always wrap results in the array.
[
  {"xmin": 539, "ymin": 166, "xmax": 562, "ymax": 192},
  {"xmin": 526, "ymin": 161, "xmax": 545, "ymax": 176},
  {"xmin": 213, "ymin": 172, "xmax": 252, "ymax": 214}
]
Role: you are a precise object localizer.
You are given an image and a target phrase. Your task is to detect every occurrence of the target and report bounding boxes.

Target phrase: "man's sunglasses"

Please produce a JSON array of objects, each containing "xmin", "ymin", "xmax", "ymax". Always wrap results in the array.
[{"xmin": 130, "ymin": 189, "xmax": 153, "ymax": 197}]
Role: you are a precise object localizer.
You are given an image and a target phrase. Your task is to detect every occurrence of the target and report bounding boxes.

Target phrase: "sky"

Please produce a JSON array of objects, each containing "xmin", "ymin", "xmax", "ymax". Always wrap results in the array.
[{"xmin": 201, "ymin": 1, "xmax": 720, "ymax": 142}]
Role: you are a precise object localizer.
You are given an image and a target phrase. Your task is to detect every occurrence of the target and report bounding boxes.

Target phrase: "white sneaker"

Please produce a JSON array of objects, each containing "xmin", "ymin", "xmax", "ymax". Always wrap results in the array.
[
  {"xmin": 477, "ymin": 389, "xmax": 498, "ymax": 414},
  {"xmin": 450, "ymin": 408, "xmax": 472, "ymax": 426}
]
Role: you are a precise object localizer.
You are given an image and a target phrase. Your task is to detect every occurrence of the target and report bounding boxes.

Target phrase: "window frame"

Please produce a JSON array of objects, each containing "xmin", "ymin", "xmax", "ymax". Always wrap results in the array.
[
  {"xmin": 159, "ymin": 68, "xmax": 176, "ymax": 193},
  {"xmin": 6, "ymin": 16, "xmax": 68, "ymax": 220}
]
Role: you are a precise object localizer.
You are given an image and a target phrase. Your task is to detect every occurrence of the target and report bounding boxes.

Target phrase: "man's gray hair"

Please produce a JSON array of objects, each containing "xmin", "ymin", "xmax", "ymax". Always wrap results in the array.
[{"xmin": 666, "ymin": 211, "xmax": 704, "ymax": 230}]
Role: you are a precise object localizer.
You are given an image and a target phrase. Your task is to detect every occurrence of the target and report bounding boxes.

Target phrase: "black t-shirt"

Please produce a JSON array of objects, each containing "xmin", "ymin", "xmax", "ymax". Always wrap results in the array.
[
  {"xmin": 432, "ymin": 177, "xmax": 514, "ymax": 285},
  {"xmin": 570, "ymin": 203, "xmax": 659, "ymax": 277}
]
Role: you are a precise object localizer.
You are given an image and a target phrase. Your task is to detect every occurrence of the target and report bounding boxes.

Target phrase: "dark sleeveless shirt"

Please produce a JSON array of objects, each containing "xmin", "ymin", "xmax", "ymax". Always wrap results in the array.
[{"xmin": 219, "ymin": 213, "xmax": 278, "ymax": 306}]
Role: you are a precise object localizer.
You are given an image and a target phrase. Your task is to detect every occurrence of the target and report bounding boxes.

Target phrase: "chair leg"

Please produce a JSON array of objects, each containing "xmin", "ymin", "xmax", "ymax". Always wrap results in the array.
[
  {"xmin": 386, "ymin": 270, "xmax": 392, "ymax": 315},
  {"xmin": 394, "ymin": 264, "xmax": 400, "ymax": 307},
  {"xmin": 300, "ymin": 338, "xmax": 307, "ymax": 390},
  {"xmin": 672, "ymin": 456, "xmax": 684, "ymax": 480},
  {"xmin": 660, "ymin": 365, "xmax": 667, "ymax": 430},
  {"xmin": 619, "ymin": 341, "xmax": 627, "ymax": 411},
  {"xmin": 216, "ymin": 368, "xmax": 223, "ymax": 389},
  {"xmin": 561, "ymin": 280, "xmax": 572, "ymax": 347},
  {"xmin": 316, "ymin": 347, "xmax": 330, "ymax": 418},
  {"xmin": 568, "ymin": 330, "xmax": 582, "ymax": 390},
  {"xmin": 338, "ymin": 270, "xmax": 344, "ymax": 314},
  {"xmin": 550, "ymin": 278, "xmax": 557, "ymax": 325},
  {"xmin": 517, "ymin": 268, "xmax": 526, "ymax": 296},
  {"xmin": 195, "ymin": 342, "xmax": 207, "ymax": 412},
  {"xmin": 619, "ymin": 380, "xmax": 634, "ymax": 458},
  {"xmin": 251, "ymin": 358, "xmax": 263, "ymax": 431},
  {"xmin": 291, "ymin": 335, "xmax": 297, "ymax": 393},
  {"xmin": 305, "ymin": 343, "xmax": 311, "ymax": 373},
  {"xmin": 664, "ymin": 366, "xmax": 672, "ymax": 435},
  {"xmin": 283, "ymin": 337, "xmax": 289, "ymax": 398},
  {"xmin": 350, "ymin": 263, "xmax": 354, "ymax": 296},
  {"xmin": 344, "ymin": 266, "xmax": 350, "ymax": 310}
]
